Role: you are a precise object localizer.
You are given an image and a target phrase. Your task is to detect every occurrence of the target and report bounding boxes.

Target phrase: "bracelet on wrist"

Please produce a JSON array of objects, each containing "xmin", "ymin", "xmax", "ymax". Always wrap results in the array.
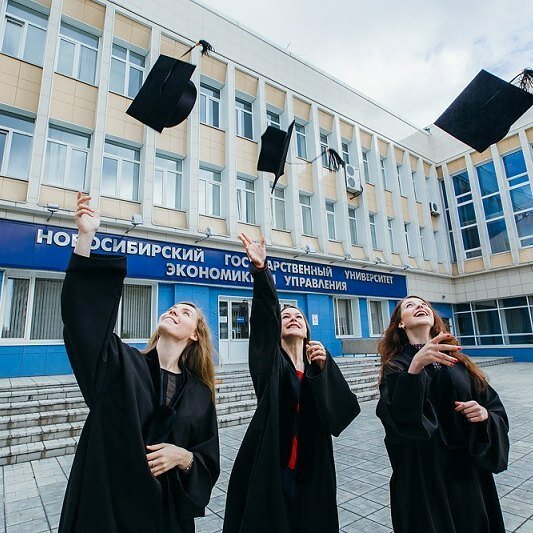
[{"xmin": 182, "ymin": 453, "xmax": 194, "ymax": 473}]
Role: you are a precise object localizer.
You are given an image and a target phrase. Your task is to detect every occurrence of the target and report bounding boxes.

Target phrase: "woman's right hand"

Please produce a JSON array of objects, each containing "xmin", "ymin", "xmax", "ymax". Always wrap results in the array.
[
  {"xmin": 74, "ymin": 192, "xmax": 100, "ymax": 257},
  {"xmin": 238, "ymin": 233, "xmax": 266, "ymax": 269},
  {"xmin": 76, "ymin": 192, "xmax": 100, "ymax": 234},
  {"xmin": 408, "ymin": 332, "xmax": 461, "ymax": 374}
]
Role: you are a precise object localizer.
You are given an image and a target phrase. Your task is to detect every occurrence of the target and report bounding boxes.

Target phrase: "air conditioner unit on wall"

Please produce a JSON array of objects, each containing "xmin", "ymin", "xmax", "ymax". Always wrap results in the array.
[
  {"xmin": 345, "ymin": 165, "xmax": 362, "ymax": 195},
  {"xmin": 429, "ymin": 202, "xmax": 440, "ymax": 216}
]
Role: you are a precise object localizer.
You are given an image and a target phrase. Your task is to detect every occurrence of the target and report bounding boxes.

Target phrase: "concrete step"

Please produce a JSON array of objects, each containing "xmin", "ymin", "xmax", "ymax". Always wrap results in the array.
[{"xmin": 0, "ymin": 421, "xmax": 84, "ymax": 447}]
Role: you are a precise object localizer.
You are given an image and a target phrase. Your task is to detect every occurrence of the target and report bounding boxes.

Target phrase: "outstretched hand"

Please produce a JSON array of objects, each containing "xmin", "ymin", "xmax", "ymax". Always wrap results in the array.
[
  {"xmin": 238, "ymin": 233, "xmax": 266, "ymax": 269},
  {"xmin": 74, "ymin": 192, "xmax": 100, "ymax": 257}
]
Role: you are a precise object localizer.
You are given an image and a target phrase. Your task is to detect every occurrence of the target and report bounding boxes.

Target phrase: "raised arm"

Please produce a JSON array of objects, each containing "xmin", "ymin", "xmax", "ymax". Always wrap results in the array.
[
  {"xmin": 61, "ymin": 193, "xmax": 126, "ymax": 406},
  {"xmin": 238, "ymin": 233, "xmax": 280, "ymax": 399}
]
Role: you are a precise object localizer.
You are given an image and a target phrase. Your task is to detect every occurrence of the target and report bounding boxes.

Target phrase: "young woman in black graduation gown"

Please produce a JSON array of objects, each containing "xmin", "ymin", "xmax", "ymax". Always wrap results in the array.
[
  {"xmin": 376, "ymin": 295, "xmax": 509, "ymax": 533},
  {"xmin": 223, "ymin": 233, "xmax": 360, "ymax": 533},
  {"xmin": 59, "ymin": 193, "xmax": 220, "ymax": 533}
]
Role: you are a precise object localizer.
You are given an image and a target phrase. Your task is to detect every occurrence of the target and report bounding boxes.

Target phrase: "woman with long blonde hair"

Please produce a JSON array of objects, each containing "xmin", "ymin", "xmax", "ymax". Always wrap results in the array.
[
  {"xmin": 376, "ymin": 295, "xmax": 509, "ymax": 533},
  {"xmin": 59, "ymin": 193, "xmax": 219, "ymax": 533}
]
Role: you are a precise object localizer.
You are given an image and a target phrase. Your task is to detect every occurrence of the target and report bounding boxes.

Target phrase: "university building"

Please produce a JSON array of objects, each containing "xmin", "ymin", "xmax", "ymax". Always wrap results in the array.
[{"xmin": 0, "ymin": 0, "xmax": 532, "ymax": 377}]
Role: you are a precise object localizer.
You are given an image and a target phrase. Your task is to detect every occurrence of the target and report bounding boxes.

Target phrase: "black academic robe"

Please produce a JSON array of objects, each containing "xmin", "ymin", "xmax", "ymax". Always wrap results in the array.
[
  {"xmin": 59, "ymin": 253, "xmax": 220, "ymax": 533},
  {"xmin": 223, "ymin": 268, "xmax": 360, "ymax": 533},
  {"xmin": 376, "ymin": 345, "xmax": 509, "ymax": 533}
]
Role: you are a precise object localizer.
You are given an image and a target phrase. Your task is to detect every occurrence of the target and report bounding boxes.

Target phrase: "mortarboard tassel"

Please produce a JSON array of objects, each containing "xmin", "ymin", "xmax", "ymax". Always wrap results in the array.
[
  {"xmin": 180, "ymin": 39, "xmax": 215, "ymax": 59},
  {"xmin": 515, "ymin": 68, "xmax": 533, "ymax": 93},
  {"xmin": 327, "ymin": 148, "xmax": 345, "ymax": 172}
]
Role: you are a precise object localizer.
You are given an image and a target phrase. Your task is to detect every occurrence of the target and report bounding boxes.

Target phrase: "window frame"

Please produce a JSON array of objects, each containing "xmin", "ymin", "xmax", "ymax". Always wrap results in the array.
[
  {"xmin": 299, "ymin": 192, "xmax": 313, "ymax": 236},
  {"xmin": 154, "ymin": 153, "xmax": 183, "ymax": 210},
  {"xmin": 271, "ymin": 186, "xmax": 287, "ymax": 230},
  {"xmin": 266, "ymin": 109, "xmax": 280, "ymax": 129},
  {"xmin": 369, "ymin": 213, "xmax": 378, "ymax": 250},
  {"xmin": 109, "ymin": 42, "xmax": 146, "ymax": 99},
  {"xmin": 102, "ymin": 139, "xmax": 141, "ymax": 202},
  {"xmin": 368, "ymin": 299, "xmax": 389, "ymax": 337},
  {"xmin": 334, "ymin": 297, "xmax": 361, "ymax": 338},
  {"xmin": 236, "ymin": 175, "xmax": 256, "ymax": 224},
  {"xmin": 200, "ymin": 81, "xmax": 221, "ymax": 128},
  {"xmin": 348, "ymin": 206, "xmax": 358, "ymax": 246},
  {"xmin": 0, "ymin": 110, "xmax": 34, "ymax": 180},
  {"xmin": 387, "ymin": 217, "xmax": 395, "ymax": 253},
  {"xmin": 325, "ymin": 200, "xmax": 336, "ymax": 240},
  {"xmin": 235, "ymin": 96, "xmax": 254, "ymax": 140},
  {"xmin": 198, "ymin": 166, "xmax": 222, "ymax": 217},
  {"xmin": 295, "ymin": 121, "xmax": 307, "ymax": 160}
]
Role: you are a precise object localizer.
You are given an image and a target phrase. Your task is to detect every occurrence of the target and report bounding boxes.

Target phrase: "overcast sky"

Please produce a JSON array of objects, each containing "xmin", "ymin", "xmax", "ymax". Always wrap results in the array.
[{"xmin": 197, "ymin": 0, "xmax": 533, "ymax": 128}]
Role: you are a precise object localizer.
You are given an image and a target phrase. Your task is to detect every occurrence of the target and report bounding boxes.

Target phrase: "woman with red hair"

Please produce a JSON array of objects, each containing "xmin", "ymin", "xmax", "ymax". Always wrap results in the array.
[{"xmin": 376, "ymin": 295, "xmax": 509, "ymax": 533}]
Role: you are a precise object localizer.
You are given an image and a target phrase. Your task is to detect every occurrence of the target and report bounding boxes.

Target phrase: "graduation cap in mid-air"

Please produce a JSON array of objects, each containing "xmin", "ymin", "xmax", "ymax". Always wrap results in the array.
[
  {"xmin": 126, "ymin": 55, "xmax": 197, "ymax": 133},
  {"xmin": 434, "ymin": 69, "xmax": 533, "ymax": 153},
  {"xmin": 257, "ymin": 120, "xmax": 296, "ymax": 192}
]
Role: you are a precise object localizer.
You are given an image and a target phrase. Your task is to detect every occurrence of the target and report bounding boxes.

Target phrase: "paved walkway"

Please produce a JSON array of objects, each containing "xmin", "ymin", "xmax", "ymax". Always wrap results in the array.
[{"xmin": 1, "ymin": 362, "xmax": 532, "ymax": 532}]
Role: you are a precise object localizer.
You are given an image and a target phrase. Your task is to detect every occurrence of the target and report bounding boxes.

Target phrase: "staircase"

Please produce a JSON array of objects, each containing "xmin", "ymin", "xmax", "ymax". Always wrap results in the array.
[{"xmin": 0, "ymin": 356, "xmax": 513, "ymax": 465}]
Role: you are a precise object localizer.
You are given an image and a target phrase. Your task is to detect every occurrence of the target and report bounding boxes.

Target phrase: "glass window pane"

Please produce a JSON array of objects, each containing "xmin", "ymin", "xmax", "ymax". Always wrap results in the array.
[
  {"xmin": 110, "ymin": 57, "xmax": 126, "ymax": 94},
  {"xmin": 212, "ymin": 183, "xmax": 221, "ymax": 216},
  {"xmin": 503, "ymin": 307, "xmax": 532, "ymax": 334},
  {"xmin": 61, "ymin": 23, "xmax": 98, "ymax": 47},
  {"xmin": 515, "ymin": 210, "xmax": 533, "ymax": 241},
  {"xmin": 473, "ymin": 300, "xmax": 497, "ymax": 310},
  {"xmin": 0, "ymin": 111, "xmax": 34, "ymax": 133},
  {"xmin": 503, "ymin": 151, "xmax": 526, "ymax": 178},
  {"xmin": 102, "ymin": 157, "xmax": 118, "ymax": 196},
  {"xmin": 0, "ymin": 132, "xmax": 6, "ymax": 170},
  {"xmin": 57, "ymin": 38, "xmax": 75, "ymax": 77},
  {"xmin": 2, "ymin": 18, "xmax": 22, "ymax": 57},
  {"xmin": 128, "ymin": 67, "xmax": 143, "ymax": 98},
  {"xmin": 8, "ymin": 133, "xmax": 32, "ymax": 178},
  {"xmin": 508, "ymin": 334, "xmax": 533, "ymax": 344},
  {"xmin": 121, "ymin": 285, "xmax": 151, "ymax": 338},
  {"xmin": 1, "ymin": 278, "xmax": 29, "ymax": 338},
  {"xmin": 30, "ymin": 279, "xmax": 62, "ymax": 339},
  {"xmin": 501, "ymin": 297, "xmax": 528, "ymax": 308},
  {"xmin": 23, "ymin": 25, "xmax": 46, "ymax": 65},
  {"xmin": 487, "ymin": 219, "xmax": 509, "ymax": 253},
  {"xmin": 7, "ymin": 1, "xmax": 47, "ymax": 26},
  {"xmin": 211, "ymin": 100, "xmax": 220, "ymax": 128},
  {"xmin": 482, "ymin": 195, "xmax": 504, "ymax": 219},
  {"xmin": 121, "ymin": 161, "xmax": 139, "ymax": 201},
  {"xmin": 452, "ymin": 172, "xmax": 470, "ymax": 196},
  {"xmin": 112, "ymin": 43, "xmax": 127, "ymax": 60},
  {"xmin": 153, "ymin": 169, "xmax": 163, "ymax": 205},
  {"xmin": 219, "ymin": 301, "xmax": 228, "ymax": 339},
  {"xmin": 475, "ymin": 310, "xmax": 501, "ymax": 334},
  {"xmin": 105, "ymin": 141, "xmax": 138, "ymax": 160},
  {"xmin": 456, "ymin": 313, "xmax": 474, "ymax": 335},
  {"xmin": 78, "ymin": 46, "xmax": 97, "ymax": 84},
  {"xmin": 129, "ymin": 51, "xmax": 145, "ymax": 67},
  {"xmin": 510, "ymin": 185, "xmax": 533, "ymax": 213},
  {"xmin": 458, "ymin": 203, "xmax": 476, "ymax": 226},
  {"xmin": 476, "ymin": 162, "xmax": 498, "ymax": 195},
  {"xmin": 44, "ymin": 141, "xmax": 66, "ymax": 185},
  {"xmin": 69, "ymin": 149, "xmax": 87, "ymax": 190},
  {"xmin": 199, "ymin": 93, "xmax": 207, "ymax": 123},
  {"xmin": 479, "ymin": 335, "xmax": 503, "ymax": 345},
  {"xmin": 461, "ymin": 226, "xmax": 480, "ymax": 251},
  {"xmin": 49, "ymin": 127, "xmax": 89, "ymax": 148}
]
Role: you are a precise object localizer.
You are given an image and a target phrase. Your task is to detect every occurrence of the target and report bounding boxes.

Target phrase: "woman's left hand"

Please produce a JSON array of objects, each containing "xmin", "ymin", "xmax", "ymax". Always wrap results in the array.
[
  {"xmin": 306, "ymin": 341, "xmax": 327, "ymax": 370},
  {"xmin": 454, "ymin": 400, "xmax": 489, "ymax": 423},
  {"xmin": 146, "ymin": 443, "xmax": 193, "ymax": 477}
]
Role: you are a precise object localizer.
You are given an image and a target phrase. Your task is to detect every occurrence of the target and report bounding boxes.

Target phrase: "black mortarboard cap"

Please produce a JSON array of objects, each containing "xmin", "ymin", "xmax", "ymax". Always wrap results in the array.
[
  {"xmin": 435, "ymin": 69, "xmax": 533, "ymax": 152},
  {"xmin": 126, "ymin": 55, "xmax": 197, "ymax": 133},
  {"xmin": 257, "ymin": 120, "xmax": 295, "ymax": 192}
]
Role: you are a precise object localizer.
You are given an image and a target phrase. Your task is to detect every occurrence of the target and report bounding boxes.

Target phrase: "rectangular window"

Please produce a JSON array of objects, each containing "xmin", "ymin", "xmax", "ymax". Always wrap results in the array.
[
  {"xmin": 198, "ymin": 167, "xmax": 221, "ymax": 216},
  {"xmin": 102, "ymin": 140, "xmax": 140, "ymax": 201},
  {"xmin": 404, "ymin": 223, "xmax": 411, "ymax": 255},
  {"xmin": 440, "ymin": 179, "xmax": 457, "ymax": 262},
  {"xmin": 200, "ymin": 82, "xmax": 220, "ymax": 128},
  {"xmin": 326, "ymin": 200, "xmax": 336, "ymax": 240},
  {"xmin": 320, "ymin": 133, "xmax": 329, "ymax": 168},
  {"xmin": 0, "ymin": 110, "xmax": 34, "ymax": 179},
  {"xmin": 295, "ymin": 122, "xmax": 307, "ymax": 160},
  {"xmin": 299, "ymin": 193, "xmax": 313, "ymax": 235},
  {"xmin": 2, "ymin": 0, "xmax": 47, "ymax": 66},
  {"xmin": 476, "ymin": 160, "xmax": 509, "ymax": 253},
  {"xmin": 341, "ymin": 141, "xmax": 350, "ymax": 165},
  {"xmin": 271, "ymin": 186, "xmax": 286, "ymax": 230},
  {"xmin": 452, "ymin": 170, "xmax": 481, "ymax": 258},
  {"xmin": 419, "ymin": 227, "xmax": 426, "ymax": 259},
  {"xmin": 44, "ymin": 125, "xmax": 90, "ymax": 190},
  {"xmin": 119, "ymin": 284, "xmax": 152, "ymax": 339},
  {"xmin": 362, "ymin": 151, "xmax": 371, "ymax": 183},
  {"xmin": 334, "ymin": 298, "xmax": 359, "ymax": 337},
  {"xmin": 266, "ymin": 110, "xmax": 280, "ymax": 129},
  {"xmin": 397, "ymin": 165, "xmax": 404, "ymax": 195},
  {"xmin": 235, "ymin": 97, "xmax": 253, "ymax": 139},
  {"xmin": 369, "ymin": 213, "xmax": 378, "ymax": 249},
  {"xmin": 154, "ymin": 154, "xmax": 182, "ymax": 209},
  {"xmin": 369, "ymin": 299, "xmax": 388, "ymax": 336},
  {"xmin": 1, "ymin": 276, "xmax": 63, "ymax": 340},
  {"xmin": 109, "ymin": 43, "xmax": 145, "ymax": 98},
  {"xmin": 387, "ymin": 218, "xmax": 395, "ymax": 252},
  {"xmin": 57, "ymin": 22, "xmax": 98, "ymax": 85},
  {"xmin": 380, "ymin": 158, "xmax": 388, "ymax": 189},
  {"xmin": 348, "ymin": 207, "xmax": 358, "ymax": 245},
  {"xmin": 237, "ymin": 177, "xmax": 256, "ymax": 224},
  {"xmin": 503, "ymin": 150, "xmax": 533, "ymax": 247},
  {"xmin": 412, "ymin": 171, "xmax": 418, "ymax": 201}
]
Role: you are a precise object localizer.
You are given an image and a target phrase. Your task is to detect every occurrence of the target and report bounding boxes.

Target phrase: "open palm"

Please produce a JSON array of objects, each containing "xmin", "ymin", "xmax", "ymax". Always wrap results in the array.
[
  {"xmin": 76, "ymin": 192, "xmax": 100, "ymax": 234},
  {"xmin": 238, "ymin": 233, "xmax": 266, "ymax": 269}
]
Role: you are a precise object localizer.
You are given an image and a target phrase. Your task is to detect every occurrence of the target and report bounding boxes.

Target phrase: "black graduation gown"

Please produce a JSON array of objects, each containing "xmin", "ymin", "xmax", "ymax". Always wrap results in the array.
[
  {"xmin": 223, "ymin": 268, "xmax": 360, "ymax": 533},
  {"xmin": 376, "ymin": 345, "xmax": 509, "ymax": 533},
  {"xmin": 59, "ymin": 253, "xmax": 220, "ymax": 533}
]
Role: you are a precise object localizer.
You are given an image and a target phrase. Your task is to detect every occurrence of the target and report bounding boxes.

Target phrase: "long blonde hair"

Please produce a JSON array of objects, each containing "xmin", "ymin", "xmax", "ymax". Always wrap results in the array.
[{"xmin": 141, "ymin": 302, "xmax": 216, "ymax": 402}]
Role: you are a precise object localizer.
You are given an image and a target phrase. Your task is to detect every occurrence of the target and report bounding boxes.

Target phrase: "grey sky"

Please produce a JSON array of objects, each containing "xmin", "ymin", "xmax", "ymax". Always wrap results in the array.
[{"xmin": 197, "ymin": 0, "xmax": 533, "ymax": 128}]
